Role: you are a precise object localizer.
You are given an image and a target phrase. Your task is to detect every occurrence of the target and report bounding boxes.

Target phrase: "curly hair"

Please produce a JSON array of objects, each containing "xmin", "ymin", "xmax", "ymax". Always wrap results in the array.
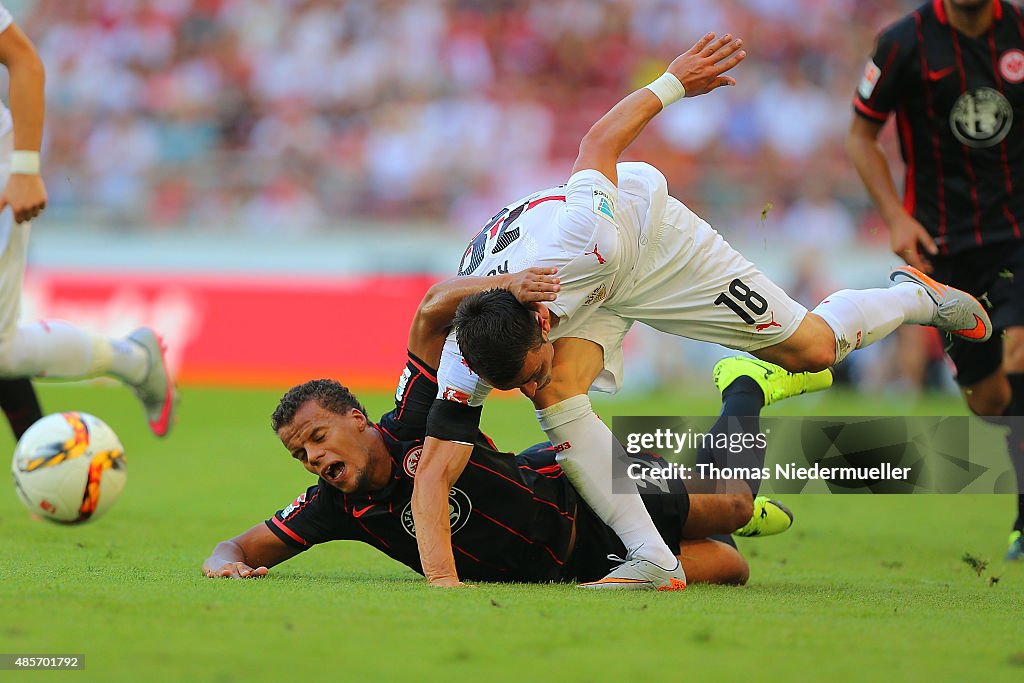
[{"xmin": 271, "ymin": 379, "xmax": 368, "ymax": 432}]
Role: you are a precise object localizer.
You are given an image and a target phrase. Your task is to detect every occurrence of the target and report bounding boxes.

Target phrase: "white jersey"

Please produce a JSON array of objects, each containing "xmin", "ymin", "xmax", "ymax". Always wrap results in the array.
[
  {"xmin": 0, "ymin": 4, "xmax": 13, "ymax": 138},
  {"xmin": 438, "ymin": 162, "xmax": 671, "ymax": 406}
]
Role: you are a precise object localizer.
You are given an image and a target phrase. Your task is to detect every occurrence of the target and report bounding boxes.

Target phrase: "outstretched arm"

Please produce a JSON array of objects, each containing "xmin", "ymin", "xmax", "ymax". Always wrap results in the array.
[
  {"xmin": 0, "ymin": 18, "xmax": 46, "ymax": 224},
  {"xmin": 573, "ymin": 32, "xmax": 745, "ymax": 185},
  {"xmin": 408, "ymin": 267, "xmax": 560, "ymax": 368},
  {"xmin": 202, "ymin": 523, "xmax": 302, "ymax": 579}
]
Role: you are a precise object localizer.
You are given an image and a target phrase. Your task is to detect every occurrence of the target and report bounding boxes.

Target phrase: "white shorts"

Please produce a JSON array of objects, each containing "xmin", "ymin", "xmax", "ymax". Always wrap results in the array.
[{"xmin": 556, "ymin": 196, "xmax": 807, "ymax": 393}]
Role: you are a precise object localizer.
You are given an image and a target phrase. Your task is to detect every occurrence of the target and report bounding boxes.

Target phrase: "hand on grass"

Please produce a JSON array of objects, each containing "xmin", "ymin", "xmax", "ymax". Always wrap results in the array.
[{"xmin": 204, "ymin": 562, "xmax": 269, "ymax": 579}]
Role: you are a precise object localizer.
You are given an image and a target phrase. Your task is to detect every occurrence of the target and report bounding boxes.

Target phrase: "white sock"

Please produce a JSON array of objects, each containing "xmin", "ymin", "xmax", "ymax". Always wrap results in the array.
[
  {"xmin": 536, "ymin": 395, "xmax": 679, "ymax": 568},
  {"xmin": 0, "ymin": 320, "xmax": 148, "ymax": 384},
  {"xmin": 811, "ymin": 285, "xmax": 934, "ymax": 363}
]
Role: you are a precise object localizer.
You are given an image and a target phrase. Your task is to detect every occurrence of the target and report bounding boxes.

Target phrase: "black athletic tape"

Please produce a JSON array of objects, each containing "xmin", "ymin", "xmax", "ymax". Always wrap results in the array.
[{"xmin": 426, "ymin": 399, "xmax": 483, "ymax": 443}]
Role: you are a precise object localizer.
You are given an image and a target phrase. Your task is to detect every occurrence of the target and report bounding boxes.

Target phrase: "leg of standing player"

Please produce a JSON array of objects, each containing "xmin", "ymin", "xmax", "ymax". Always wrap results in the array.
[
  {"xmin": 0, "ymin": 14, "xmax": 176, "ymax": 438},
  {"xmin": 0, "ymin": 207, "xmax": 42, "ymax": 439},
  {"xmin": 0, "ymin": 377, "xmax": 40, "ymax": 439},
  {"xmin": 958, "ymin": 331, "xmax": 1024, "ymax": 560},
  {"xmin": 0, "ymin": 195, "xmax": 176, "ymax": 437},
  {"xmin": 1000, "ymin": 327, "xmax": 1024, "ymax": 560},
  {"xmin": 929, "ymin": 245, "xmax": 1024, "ymax": 560}
]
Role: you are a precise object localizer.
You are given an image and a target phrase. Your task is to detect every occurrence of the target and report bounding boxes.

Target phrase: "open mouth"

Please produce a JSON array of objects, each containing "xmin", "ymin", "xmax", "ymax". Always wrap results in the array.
[{"xmin": 324, "ymin": 462, "xmax": 345, "ymax": 481}]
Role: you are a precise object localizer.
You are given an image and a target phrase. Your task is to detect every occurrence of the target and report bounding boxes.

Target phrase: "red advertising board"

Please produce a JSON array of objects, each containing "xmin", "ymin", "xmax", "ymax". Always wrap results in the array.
[{"xmin": 21, "ymin": 269, "xmax": 438, "ymax": 389}]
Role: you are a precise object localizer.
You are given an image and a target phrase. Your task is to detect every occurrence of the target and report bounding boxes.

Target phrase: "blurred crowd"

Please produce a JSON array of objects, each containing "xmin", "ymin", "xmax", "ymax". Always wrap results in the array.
[
  {"xmin": 20, "ymin": 0, "xmax": 915, "ymax": 244},
  {"xmin": 13, "ymin": 0, "xmax": 951, "ymax": 395}
]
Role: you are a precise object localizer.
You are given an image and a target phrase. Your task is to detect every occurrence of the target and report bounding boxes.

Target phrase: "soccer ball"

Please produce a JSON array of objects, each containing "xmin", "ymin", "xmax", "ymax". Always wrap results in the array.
[{"xmin": 11, "ymin": 412, "xmax": 127, "ymax": 524}]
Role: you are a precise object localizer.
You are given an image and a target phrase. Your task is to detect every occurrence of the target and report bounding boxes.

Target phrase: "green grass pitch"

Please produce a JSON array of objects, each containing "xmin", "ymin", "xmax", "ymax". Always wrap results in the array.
[{"xmin": 2, "ymin": 383, "xmax": 1023, "ymax": 682}]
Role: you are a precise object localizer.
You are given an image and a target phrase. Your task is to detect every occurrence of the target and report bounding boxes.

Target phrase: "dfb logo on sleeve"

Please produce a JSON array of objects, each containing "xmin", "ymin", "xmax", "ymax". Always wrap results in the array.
[
  {"xmin": 858, "ymin": 60, "xmax": 881, "ymax": 99},
  {"xmin": 282, "ymin": 492, "xmax": 307, "ymax": 518},
  {"xmin": 443, "ymin": 386, "xmax": 471, "ymax": 404},
  {"xmin": 395, "ymin": 367, "xmax": 412, "ymax": 403}
]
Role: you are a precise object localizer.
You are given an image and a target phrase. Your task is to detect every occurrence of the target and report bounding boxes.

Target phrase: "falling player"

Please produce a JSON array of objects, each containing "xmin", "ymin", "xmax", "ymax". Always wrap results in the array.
[
  {"xmin": 202, "ymin": 269, "xmax": 821, "ymax": 586},
  {"xmin": 413, "ymin": 32, "xmax": 993, "ymax": 589}
]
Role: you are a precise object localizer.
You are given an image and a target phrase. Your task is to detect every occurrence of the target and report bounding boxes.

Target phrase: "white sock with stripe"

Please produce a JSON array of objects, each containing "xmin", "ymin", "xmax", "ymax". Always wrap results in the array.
[
  {"xmin": 0, "ymin": 321, "xmax": 148, "ymax": 384},
  {"xmin": 811, "ymin": 284, "xmax": 934, "ymax": 363},
  {"xmin": 536, "ymin": 394, "xmax": 679, "ymax": 569}
]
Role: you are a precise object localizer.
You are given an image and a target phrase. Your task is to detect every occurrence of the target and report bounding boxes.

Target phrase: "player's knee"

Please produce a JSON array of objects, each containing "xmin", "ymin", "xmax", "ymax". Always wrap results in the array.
[
  {"xmin": 727, "ymin": 494, "xmax": 754, "ymax": 532},
  {"xmin": 730, "ymin": 555, "xmax": 750, "ymax": 586},
  {"xmin": 716, "ymin": 546, "xmax": 750, "ymax": 586},
  {"xmin": 1004, "ymin": 330, "xmax": 1024, "ymax": 372},
  {"xmin": 779, "ymin": 343, "xmax": 834, "ymax": 374},
  {"xmin": 965, "ymin": 384, "xmax": 1011, "ymax": 416},
  {"xmin": 801, "ymin": 332, "xmax": 838, "ymax": 372},
  {"xmin": 533, "ymin": 379, "xmax": 589, "ymax": 407},
  {"xmin": 766, "ymin": 316, "xmax": 836, "ymax": 373}
]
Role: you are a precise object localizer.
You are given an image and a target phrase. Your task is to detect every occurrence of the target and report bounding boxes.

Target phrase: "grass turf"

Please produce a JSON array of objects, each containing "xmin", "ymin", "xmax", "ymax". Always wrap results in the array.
[{"xmin": 1, "ymin": 383, "xmax": 1022, "ymax": 682}]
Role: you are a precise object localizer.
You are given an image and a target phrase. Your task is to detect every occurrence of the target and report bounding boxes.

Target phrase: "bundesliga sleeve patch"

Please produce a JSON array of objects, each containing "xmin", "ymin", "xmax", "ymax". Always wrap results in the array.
[
  {"xmin": 593, "ymin": 188, "xmax": 616, "ymax": 223},
  {"xmin": 858, "ymin": 60, "xmax": 881, "ymax": 99}
]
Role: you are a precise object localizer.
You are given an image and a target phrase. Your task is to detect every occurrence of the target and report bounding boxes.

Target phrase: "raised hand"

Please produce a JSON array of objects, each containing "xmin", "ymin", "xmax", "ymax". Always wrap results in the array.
[{"xmin": 667, "ymin": 32, "xmax": 746, "ymax": 98}]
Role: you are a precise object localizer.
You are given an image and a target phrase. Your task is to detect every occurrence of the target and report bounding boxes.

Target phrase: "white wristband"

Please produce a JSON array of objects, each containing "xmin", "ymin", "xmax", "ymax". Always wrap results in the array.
[
  {"xmin": 11, "ymin": 150, "xmax": 40, "ymax": 175},
  {"xmin": 644, "ymin": 73, "xmax": 686, "ymax": 108}
]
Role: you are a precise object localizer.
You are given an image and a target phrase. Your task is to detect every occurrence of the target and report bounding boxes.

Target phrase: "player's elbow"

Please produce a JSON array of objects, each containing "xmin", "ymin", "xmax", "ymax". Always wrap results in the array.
[
  {"xmin": 0, "ymin": 33, "xmax": 43, "ymax": 77},
  {"xmin": 414, "ymin": 281, "xmax": 456, "ymax": 334},
  {"xmin": 845, "ymin": 131, "xmax": 871, "ymax": 165}
]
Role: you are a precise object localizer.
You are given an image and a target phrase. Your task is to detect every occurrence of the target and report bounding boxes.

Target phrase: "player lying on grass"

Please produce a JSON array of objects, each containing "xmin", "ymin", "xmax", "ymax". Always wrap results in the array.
[
  {"xmin": 415, "ymin": 31, "xmax": 994, "ymax": 590},
  {"xmin": 203, "ymin": 269, "xmax": 828, "ymax": 586}
]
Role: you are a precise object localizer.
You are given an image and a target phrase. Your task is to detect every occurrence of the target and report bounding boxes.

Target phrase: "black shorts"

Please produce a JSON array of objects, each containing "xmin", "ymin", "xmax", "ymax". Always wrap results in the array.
[
  {"xmin": 561, "ymin": 454, "xmax": 694, "ymax": 583},
  {"xmin": 932, "ymin": 240, "xmax": 1024, "ymax": 386}
]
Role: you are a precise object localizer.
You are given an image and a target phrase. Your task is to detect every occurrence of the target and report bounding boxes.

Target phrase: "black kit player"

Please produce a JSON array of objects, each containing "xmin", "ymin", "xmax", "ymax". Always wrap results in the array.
[
  {"xmin": 848, "ymin": 0, "xmax": 1024, "ymax": 559},
  {"xmin": 202, "ymin": 269, "xmax": 819, "ymax": 586}
]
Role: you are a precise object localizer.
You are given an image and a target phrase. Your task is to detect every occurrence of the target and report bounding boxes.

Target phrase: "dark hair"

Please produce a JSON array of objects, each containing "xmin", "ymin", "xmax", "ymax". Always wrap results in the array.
[
  {"xmin": 453, "ymin": 288, "xmax": 544, "ymax": 388},
  {"xmin": 271, "ymin": 379, "xmax": 368, "ymax": 432}
]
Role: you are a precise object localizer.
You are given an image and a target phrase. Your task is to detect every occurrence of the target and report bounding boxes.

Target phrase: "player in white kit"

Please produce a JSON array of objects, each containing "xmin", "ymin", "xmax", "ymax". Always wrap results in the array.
[
  {"xmin": 411, "ymin": 34, "xmax": 992, "ymax": 589},
  {"xmin": 0, "ymin": 4, "xmax": 175, "ymax": 439}
]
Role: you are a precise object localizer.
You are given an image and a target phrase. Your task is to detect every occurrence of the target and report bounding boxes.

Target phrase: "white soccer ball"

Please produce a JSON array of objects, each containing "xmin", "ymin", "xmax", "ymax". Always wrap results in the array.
[{"xmin": 11, "ymin": 412, "xmax": 127, "ymax": 524}]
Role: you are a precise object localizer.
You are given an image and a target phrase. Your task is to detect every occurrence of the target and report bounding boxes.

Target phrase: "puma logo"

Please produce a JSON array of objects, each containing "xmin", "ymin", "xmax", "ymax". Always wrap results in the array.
[
  {"xmin": 584, "ymin": 244, "xmax": 606, "ymax": 264},
  {"xmin": 755, "ymin": 312, "xmax": 782, "ymax": 332}
]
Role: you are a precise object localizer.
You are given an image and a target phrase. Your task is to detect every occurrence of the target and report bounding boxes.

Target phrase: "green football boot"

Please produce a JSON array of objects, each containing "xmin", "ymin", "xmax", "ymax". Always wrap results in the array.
[
  {"xmin": 713, "ymin": 356, "xmax": 833, "ymax": 406},
  {"xmin": 1007, "ymin": 530, "xmax": 1023, "ymax": 561},
  {"xmin": 734, "ymin": 496, "xmax": 794, "ymax": 538}
]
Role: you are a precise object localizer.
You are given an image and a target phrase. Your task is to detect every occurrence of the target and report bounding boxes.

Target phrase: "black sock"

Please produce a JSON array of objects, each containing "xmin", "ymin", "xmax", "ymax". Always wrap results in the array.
[
  {"xmin": 720, "ymin": 377, "xmax": 766, "ymax": 416},
  {"xmin": 0, "ymin": 378, "xmax": 43, "ymax": 440},
  {"xmin": 1005, "ymin": 373, "xmax": 1024, "ymax": 532},
  {"xmin": 697, "ymin": 376, "xmax": 766, "ymax": 495}
]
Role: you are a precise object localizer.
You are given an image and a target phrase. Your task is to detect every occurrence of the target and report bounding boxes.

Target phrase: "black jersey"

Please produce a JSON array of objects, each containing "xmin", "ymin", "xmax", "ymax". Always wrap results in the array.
[
  {"xmin": 265, "ymin": 352, "xmax": 582, "ymax": 583},
  {"xmin": 854, "ymin": 0, "xmax": 1024, "ymax": 254}
]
